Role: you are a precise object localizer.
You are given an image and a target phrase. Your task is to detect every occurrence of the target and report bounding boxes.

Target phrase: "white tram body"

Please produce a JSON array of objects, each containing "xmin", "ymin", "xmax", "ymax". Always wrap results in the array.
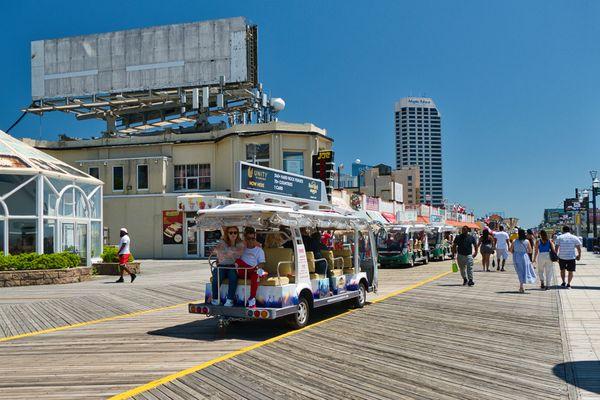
[{"xmin": 188, "ymin": 199, "xmax": 379, "ymax": 329}]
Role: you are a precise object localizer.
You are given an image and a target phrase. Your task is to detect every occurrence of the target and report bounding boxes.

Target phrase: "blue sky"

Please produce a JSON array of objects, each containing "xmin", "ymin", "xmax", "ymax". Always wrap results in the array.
[{"xmin": 1, "ymin": 0, "xmax": 599, "ymax": 227}]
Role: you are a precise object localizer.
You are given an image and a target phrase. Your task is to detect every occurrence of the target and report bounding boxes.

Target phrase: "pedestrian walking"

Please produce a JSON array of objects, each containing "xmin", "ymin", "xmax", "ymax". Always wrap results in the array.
[
  {"xmin": 526, "ymin": 229, "xmax": 536, "ymax": 261},
  {"xmin": 116, "ymin": 228, "xmax": 137, "ymax": 283},
  {"xmin": 555, "ymin": 226, "xmax": 582, "ymax": 289},
  {"xmin": 533, "ymin": 230, "xmax": 556, "ymax": 290},
  {"xmin": 493, "ymin": 225, "xmax": 510, "ymax": 271},
  {"xmin": 479, "ymin": 229, "xmax": 495, "ymax": 272},
  {"xmin": 509, "ymin": 229, "xmax": 537, "ymax": 293},
  {"xmin": 452, "ymin": 226, "xmax": 478, "ymax": 286}
]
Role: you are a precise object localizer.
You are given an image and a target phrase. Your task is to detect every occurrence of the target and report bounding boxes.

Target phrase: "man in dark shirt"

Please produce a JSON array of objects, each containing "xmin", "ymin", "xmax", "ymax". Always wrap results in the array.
[{"xmin": 452, "ymin": 226, "xmax": 478, "ymax": 286}]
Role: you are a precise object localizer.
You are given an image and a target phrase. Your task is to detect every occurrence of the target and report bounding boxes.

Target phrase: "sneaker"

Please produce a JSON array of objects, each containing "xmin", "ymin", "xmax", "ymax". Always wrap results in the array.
[
  {"xmin": 130, "ymin": 273, "xmax": 137, "ymax": 283},
  {"xmin": 115, "ymin": 277, "xmax": 124, "ymax": 283},
  {"xmin": 541, "ymin": 283, "xmax": 545, "ymax": 289},
  {"xmin": 500, "ymin": 267, "xmax": 505, "ymax": 272},
  {"xmin": 566, "ymin": 284, "xmax": 571, "ymax": 289},
  {"xmin": 224, "ymin": 299, "xmax": 234, "ymax": 307},
  {"xmin": 463, "ymin": 278, "xmax": 468, "ymax": 286},
  {"xmin": 211, "ymin": 299, "xmax": 220, "ymax": 306},
  {"xmin": 561, "ymin": 282, "xmax": 566, "ymax": 287},
  {"xmin": 468, "ymin": 280, "xmax": 475, "ymax": 286},
  {"xmin": 247, "ymin": 297, "xmax": 256, "ymax": 308}
]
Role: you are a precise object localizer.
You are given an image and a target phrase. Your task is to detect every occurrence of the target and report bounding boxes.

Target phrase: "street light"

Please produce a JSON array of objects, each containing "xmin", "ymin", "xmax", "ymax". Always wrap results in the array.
[{"xmin": 593, "ymin": 175, "xmax": 599, "ymax": 238}]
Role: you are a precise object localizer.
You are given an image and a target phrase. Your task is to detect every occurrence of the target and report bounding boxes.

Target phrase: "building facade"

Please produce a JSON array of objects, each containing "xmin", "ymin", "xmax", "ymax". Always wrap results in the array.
[
  {"xmin": 26, "ymin": 121, "xmax": 333, "ymax": 259},
  {"xmin": 394, "ymin": 97, "xmax": 443, "ymax": 205},
  {"xmin": 359, "ymin": 165, "xmax": 419, "ymax": 204}
]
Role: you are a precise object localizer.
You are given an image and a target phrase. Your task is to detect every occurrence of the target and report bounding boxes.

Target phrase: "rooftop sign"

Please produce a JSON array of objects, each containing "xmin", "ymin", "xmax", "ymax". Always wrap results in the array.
[
  {"xmin": 235, "ymin": 161, "xmax": 327, "ymax": 203},
  {"xmin": 31, "ymin": 17, "xmax": 257, "ymax": 100}
]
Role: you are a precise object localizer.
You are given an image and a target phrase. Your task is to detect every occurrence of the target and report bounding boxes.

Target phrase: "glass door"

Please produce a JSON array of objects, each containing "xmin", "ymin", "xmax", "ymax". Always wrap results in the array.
[
  {"xmin": 62, "ymin": 223, "xmax": 75, "ymax": 252},
  {"xmin": 185, "ymin": 218, "xmax": 198, "ymax": 257},
  {"xmin": 77, "ymin": 223, "xmax": 88, "ymax": 265}
]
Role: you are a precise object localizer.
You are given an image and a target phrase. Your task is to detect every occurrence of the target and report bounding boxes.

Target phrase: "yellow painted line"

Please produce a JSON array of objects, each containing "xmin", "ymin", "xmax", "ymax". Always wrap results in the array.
[
  {"xmin": 0, "ymin": 302, "xmax": 190, "ymax": 343},
  {"xmin": 109, "ymin": 269, "xmax": 452, "ymax": 400},
  {"xmin": 371, "ymin": 270, "xmax": 453, "ymax": 304}
]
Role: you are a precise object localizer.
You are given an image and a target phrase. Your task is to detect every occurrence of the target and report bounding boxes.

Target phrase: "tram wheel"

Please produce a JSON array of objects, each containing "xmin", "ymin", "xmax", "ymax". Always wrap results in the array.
[
  {"xmin": 288, "ymin": 296, "xmax": 310, "ymax": 329},
  {"xmin": 354, "ymin": 282, "xmax": 367, "ymax": 309}
]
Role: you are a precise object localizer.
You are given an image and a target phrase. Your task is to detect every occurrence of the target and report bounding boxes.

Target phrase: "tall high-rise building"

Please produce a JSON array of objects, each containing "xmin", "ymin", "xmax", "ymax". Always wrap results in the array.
[{"xmin": 394, "ymin": 97, "xmax": 443, "ymax": 205}]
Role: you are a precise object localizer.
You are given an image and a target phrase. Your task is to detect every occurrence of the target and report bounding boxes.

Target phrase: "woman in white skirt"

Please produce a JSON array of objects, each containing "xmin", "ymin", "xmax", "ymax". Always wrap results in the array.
[{"xmin": 533, "ymin": 229, "xmax": 556, "ymax": 290}]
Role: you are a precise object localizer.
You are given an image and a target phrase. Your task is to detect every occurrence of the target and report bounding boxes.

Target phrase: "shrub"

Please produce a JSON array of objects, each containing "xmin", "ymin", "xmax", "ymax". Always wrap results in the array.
[
  {"xmin": 0, "ymin": 252, "xmax": 81, "ymax": 271},
  {"xmin": 100, "ymin": 246, "xmax": 133, "ymax": 263}
]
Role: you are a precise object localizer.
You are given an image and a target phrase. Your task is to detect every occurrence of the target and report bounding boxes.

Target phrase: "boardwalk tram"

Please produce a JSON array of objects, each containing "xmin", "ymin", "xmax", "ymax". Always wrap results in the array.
[
  {"xmin": 428, "ymin": 225, "xmax": 457, "ymax": 261},
  {"xmin": 377, "ymin": 224, "xmax": 430, "ymax": 267},
  {"xmin": 188, "ymin": 162, "xmax": 379, "ymax": 331}
]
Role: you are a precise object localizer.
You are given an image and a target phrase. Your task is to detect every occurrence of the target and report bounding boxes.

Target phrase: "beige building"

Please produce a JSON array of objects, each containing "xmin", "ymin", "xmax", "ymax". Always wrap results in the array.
[
  {"xmin": 25, "ymin": 121, "xmax": 333, "ymax": 258},
  {"xmin": 360, "ymin": 165, "xmax": 420, "ymax": 204}
]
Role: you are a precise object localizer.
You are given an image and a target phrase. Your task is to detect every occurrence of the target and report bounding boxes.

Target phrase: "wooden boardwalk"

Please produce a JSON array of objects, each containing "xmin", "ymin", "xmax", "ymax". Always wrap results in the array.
[
  {"xmin": 0, "ymin": 260, "xmax": 450, "ymax": 399},
  {"xmin": 130, "ymin": 266, "xmax": 569, "ymax": 400},
  {"xmin": 0, "ymin": 261, "xmax": 204, "ymax": 339}
]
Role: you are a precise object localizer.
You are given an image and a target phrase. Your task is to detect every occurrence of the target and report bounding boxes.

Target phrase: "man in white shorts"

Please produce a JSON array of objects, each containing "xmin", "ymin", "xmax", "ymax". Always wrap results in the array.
[{"xmin": 493, "ymin": 226, "xmax": 510, "ymax": 271}]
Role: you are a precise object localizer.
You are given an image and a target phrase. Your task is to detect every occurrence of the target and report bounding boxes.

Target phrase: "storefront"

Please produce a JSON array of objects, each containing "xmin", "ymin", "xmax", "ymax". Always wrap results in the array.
[
  {"xmin": 0, "ymin": 130, "xmax": 103, "ymax": 266},
  {"xmin": 29, "ymin": 121, "xmax": 334, "ymax": 259},
  {"xmin": 176, "ymin": 195, "xmax": 233, "ymax": 258}
]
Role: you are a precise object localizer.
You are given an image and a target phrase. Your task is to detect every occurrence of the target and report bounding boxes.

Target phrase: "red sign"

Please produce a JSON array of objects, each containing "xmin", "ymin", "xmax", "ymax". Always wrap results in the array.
[
  {"xmin": 162, "ymin": 210, "xmax": 183, "ymax": 245},
  {"xmin": 381, "ymin": 212, "xmax": 396, "ymax": 223}
]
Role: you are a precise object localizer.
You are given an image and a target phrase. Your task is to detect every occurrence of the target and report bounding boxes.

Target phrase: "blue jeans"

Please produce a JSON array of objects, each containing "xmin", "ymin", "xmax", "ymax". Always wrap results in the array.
[{"xmin": 211, "ymin": 264, "xmax": 238, "ymax": 301}]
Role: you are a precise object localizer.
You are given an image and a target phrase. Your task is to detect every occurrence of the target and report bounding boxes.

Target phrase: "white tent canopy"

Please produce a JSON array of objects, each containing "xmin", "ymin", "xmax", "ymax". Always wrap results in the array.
[{"xmin": 0, "ymin": 130, "xmax": 103, "ymax": 265}]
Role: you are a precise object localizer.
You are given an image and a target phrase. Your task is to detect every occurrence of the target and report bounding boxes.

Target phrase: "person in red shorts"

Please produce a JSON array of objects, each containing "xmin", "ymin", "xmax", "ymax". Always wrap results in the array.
[
  {"xmin": 234, "ymin": 227, "xmax": 266, "ymax": 308},
  {"xmin": 116, "ymin": 228, "xmax": 137, "ymax": 283}
]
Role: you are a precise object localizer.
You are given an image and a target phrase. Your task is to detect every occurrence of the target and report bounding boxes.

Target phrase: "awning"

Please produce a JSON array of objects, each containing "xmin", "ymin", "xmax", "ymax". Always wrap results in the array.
[
  {"xmin": 446, "ymin": 220, "xmax": 480, "ymax": 230},
  {"xmin": 381, "ymin": 212, "xmax": 397, "ymax": 224},
  {"xmin": 416, "ymin": 216, "xmax": 429, "ymax": 224},
  {"xmin": 365, "ymin": 210, "xmax": 389, "ymax": 225}
]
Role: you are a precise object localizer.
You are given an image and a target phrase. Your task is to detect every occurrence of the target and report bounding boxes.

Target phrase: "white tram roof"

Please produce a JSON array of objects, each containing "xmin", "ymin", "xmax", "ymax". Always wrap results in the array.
[{"xmin": 196, "ymin": 202, "xmax": 371, "ymax": 230}]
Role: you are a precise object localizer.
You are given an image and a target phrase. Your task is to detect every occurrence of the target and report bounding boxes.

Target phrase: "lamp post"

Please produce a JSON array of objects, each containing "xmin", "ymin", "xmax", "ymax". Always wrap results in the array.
[
  {"xmin": 592, "ymin": 174, "xmax": 599, "ymax": 238},
  {"xmin": 337, "ymin": 163, "xmax": 344, "ymax": 189}
]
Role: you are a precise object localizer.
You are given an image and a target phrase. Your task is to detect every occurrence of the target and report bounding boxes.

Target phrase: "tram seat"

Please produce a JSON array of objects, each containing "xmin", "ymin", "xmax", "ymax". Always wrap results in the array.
[
  {"xmin": 333, "ymin": 249, "xmax": 354, "ymax": 274},
  {"xmin": 322, "ymin": 250, "xmax": 344, "ymax": 277},
  {"xmin": 306, "ymin": 251, "xmax": 326, "ymax": 280},
  {"xmin": 263, "ymin": 248, "xmax": 294, "ymax": 284},
  {"xmin": 259, "ymin": 277, "xmax": 290, "ymax": 286}
]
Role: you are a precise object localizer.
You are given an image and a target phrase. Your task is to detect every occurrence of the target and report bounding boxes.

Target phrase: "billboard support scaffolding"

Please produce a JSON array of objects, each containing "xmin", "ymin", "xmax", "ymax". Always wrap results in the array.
[{"xmin": 22, "ymin": 18, "xmax": 284, "ymax": 136}]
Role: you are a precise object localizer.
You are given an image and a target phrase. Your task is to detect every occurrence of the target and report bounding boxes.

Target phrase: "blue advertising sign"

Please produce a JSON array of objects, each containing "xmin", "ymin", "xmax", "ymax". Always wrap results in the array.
[{"xmin": 236, "ymin": 162, "xmax": 326, "ymax": 203}]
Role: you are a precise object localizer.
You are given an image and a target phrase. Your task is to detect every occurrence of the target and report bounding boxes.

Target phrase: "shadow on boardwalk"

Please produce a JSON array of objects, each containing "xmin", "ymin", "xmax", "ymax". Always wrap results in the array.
[{"xmin": 553, "ymin": 361, "xmax": 600, "ymax": 394}]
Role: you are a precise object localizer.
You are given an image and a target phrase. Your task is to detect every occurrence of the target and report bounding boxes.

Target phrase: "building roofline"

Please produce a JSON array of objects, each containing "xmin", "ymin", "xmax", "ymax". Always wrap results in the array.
[{"xmin": 23, "ymin": 121, "xmax": 332, "ymax": 150}]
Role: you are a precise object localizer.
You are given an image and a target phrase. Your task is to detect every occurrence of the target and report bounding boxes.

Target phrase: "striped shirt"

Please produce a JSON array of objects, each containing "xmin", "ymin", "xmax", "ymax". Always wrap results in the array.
[{"xmin": 556, "ymin": 233, "xmax": 582, "ymax": 260}]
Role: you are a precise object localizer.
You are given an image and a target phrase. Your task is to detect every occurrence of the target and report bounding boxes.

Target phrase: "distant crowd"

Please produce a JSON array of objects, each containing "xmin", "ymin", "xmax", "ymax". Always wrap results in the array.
[{"xmin": 452, "ymin": 225, "xmax": 581, "ymax": 293}]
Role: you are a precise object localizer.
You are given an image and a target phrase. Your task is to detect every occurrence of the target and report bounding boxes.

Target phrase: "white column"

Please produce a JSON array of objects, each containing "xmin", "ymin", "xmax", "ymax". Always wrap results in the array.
[{"xmin": 36, "ymin": 175, "xmax": 44, "ymax": 254}]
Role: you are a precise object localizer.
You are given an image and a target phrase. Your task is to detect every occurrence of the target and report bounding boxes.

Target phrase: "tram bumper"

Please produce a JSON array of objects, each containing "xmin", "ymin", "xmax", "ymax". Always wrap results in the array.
[{"xmin": 189, "ymin": 303, "xmax": 298, "ymax": 320}]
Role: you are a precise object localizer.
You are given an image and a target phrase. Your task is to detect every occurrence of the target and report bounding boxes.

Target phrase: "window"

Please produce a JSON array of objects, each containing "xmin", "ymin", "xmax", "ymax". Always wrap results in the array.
[
  {"xmin": 174, "ymin": 164, "xmax": 211, "ymax": 191},
  {"xmin": 9, "ymin": 219, "xmax": 36, "ymax": 254},
  {"xmin": 89, "ymin": 167, "xmax": 99, "ymax": 179},
  {"xmin": 137, "ymin": 165, "xmax": 149, "ymax": 190},
  {"xmin": 113, "ymin": 166, "xmax": 124, "ymax": 191},
  {"xmin": 283, "ymin": 152, "xmax": 304, "ymax": 175},
  {"xmin": 246, "ymin": 144, "xmax": 270, "ymax": 167}
]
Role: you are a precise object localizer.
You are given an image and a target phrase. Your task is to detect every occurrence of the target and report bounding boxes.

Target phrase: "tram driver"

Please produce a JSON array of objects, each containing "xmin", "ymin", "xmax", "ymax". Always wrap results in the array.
[{"xmin": 210, "ymin": 226, "xmax": 244, "ymax": 307}]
